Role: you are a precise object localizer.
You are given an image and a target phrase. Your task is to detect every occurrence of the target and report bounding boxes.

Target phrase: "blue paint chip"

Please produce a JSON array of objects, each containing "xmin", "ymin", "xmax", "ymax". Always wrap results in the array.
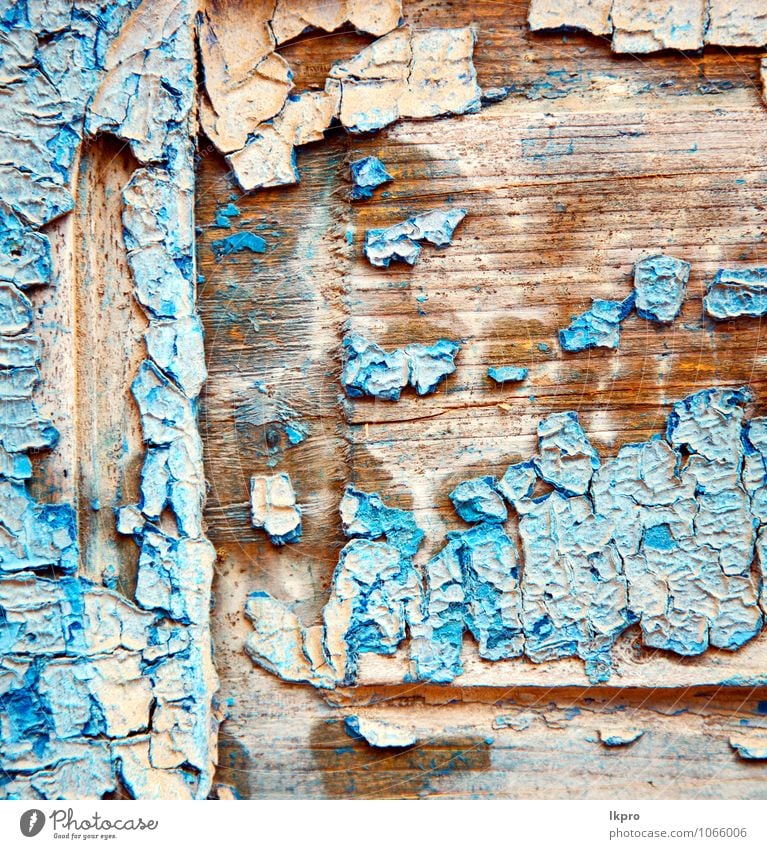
[
  {"xmin": 488, "ymin": 365, "xmax": 528, "ymax": 384},
  {"xmin": 449, "ymin": 476, "xmax": 508, "ymax": 524},
  {"xmin": 559, "ymin": 294, "xmax": 635, "ymax": 352},
  {"xmin": 350, "ymin": 156, "xmax": 393, "ymax": 200},
  {"xmin": 214, "ymin": 202, "xmax": 241, "ymax": 228},
  {"xmin": 211, "ymin": 232, "xmax": 267, "ymax": 259}
]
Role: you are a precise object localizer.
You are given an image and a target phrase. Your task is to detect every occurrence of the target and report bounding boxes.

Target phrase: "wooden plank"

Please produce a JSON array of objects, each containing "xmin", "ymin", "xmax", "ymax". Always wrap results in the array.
[{"xmin": 198, "ymin": 0, "xmax": 767, "ymax": 796}]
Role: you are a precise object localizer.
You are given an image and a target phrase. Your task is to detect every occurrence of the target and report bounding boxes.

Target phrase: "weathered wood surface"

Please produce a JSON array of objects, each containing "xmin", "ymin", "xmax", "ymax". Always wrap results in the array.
[{"xmin": 198, "ymin": 0, "xmax": 767, "ymax": 797}]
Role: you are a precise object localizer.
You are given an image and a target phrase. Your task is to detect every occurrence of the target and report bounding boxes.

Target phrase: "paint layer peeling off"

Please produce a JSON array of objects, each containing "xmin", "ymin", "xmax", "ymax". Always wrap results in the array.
[
  {"xmin": 559, "ymin": 253, "xmax": 691, "ymax": 349},
  {"xmin": 633, "ymin": 255, "xmax": 690, "ymax": 324},
  {"xmin": 599, "ymin": 727, "xmax": 644, "ymax": 747},
  {"xmin": 364, "ymin": 208, "xmax": 467, "ymax": 267},
  {"xmin": 528, "ymin": 0, "xmax": 613, "ymax": 36},
  {"xmin": 212, "ymin": 232, "xmax": 268, "ymax": 259},
  {"xmin": 729, "ymin": 733, "xmax": 767, "ymax": 760},
  {"xmin": 208, "ymin": 21, "xmax": 480, "ymax": 191},
  {"xmin": 704, "ymin": 268, "xmax": 767, "ymax": 320},
  {"xmin": 244, "ymin": 488, "xmax": 424, "ymax": 688},
  {"xmin": 559, "ymin": 296, "xmax": 634, "ymax": 352},
  {"xmin": 246, "ymin": 387, "xmax": 767, "ymax": 688},
  {"xmin": 341, "ymin": 334, "xmax": 460, "ymax": 400},
  {"xmin": 339, "ymin": 485, "xmax": 424, "ymax": 557},
  {"xmin": 225, "ymin": 90, "xmax": 340, "ymax": 190},
  {"xmin": 529, "ymin": 0, "xmax": 767, "ymax": 51},
  {"xmin": 350, "ymin": 157, "xmax": 393, "ymax": 200},
  {"xmin": 706, "ymin": 1, "xmax": 767, "ymax": 47},
  {"xmin": 611, "ymin": 0, "xmax": 707, "ymax": 53},
  {"xmin": 271, "ymin": 0, "xmax": 403, "ymax": 43},
  {"xmin": 450, "ymin": 476, "xmax": 507, "ymax": 524},
  {"xmin": 344, "ymin": 715, "xmax": 417, "ymax": 748},
  {"xmin": 250, "ymin": 473, "xmax": 302, "ymax": 545},
  {"xmin": 327, "ymin": 26, "xmax": 481, "ymax": 133},
  {"xmin": 0, "ymin": 0, "xmax": 217, "ymax": 799},
  {"xmin": 0, "ymin": 574, "xmax": 214, "ymax": 799},
  {"xmin": 488, "ymin": 366, "xmax": 528, "ymax": 384}
]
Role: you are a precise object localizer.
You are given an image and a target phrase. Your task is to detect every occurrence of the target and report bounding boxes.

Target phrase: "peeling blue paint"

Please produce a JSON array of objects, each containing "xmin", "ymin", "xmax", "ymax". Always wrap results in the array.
[
  {"xmin": 213, "ymin": 202, "xmax": 241, "ymax": 228},
  {"xmin": 412, "ymin": 522, "xmax": 523, "ymax": 681},
  {"xmin": 211, "ymin": 231, "xmax": 268, "ymax": 258},
  {"xmin": 535, "ymin": 411, "xmax": 600, "ymax": 496},
  {"xmin": 449, "ymin": 476, "xmax": 507, "ymax": 524},
  {"xmin": 364, "ymin": 208, "xmax": 466, "ymax": 267},
  {"xmin": 339, "ymin": 486, "xmax": 424, "ymax": 558},
  {"xmin": 704, "ymin": 268, "xmax": 767, "ymax": 319},
  {"xmin": 497, "ymin": 461, "xmax": 537, "ymax": 507},
  {"xmin": 633, "ymin": 254, "xmax": 689, "ymax": 324},
  {"xmin": 559, "ymin": 295, "xmax": 634, "ymax": 352},
  {"xmin": 350, "ymin": 156, "xmax": 393, "ymax": 200},
  {"xmin": 488, "ymin": 365, "xmax": 528, "ymax": 383},
  {"xmin": 341, "ymin": 333, "xmax": 460, "ymax": 400}
]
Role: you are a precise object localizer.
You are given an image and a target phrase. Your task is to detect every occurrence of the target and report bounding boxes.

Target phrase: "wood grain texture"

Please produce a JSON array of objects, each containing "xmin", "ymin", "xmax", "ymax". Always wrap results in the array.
[{"xmin": 198, "ymin": 0, "xmax": 767, "ymax": 797}]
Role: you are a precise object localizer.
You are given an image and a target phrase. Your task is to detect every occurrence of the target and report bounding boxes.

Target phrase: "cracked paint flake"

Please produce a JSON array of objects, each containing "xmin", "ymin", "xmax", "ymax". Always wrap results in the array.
[
  {"xmin": 323, "ymin": 538, "xmax": 423, "ymax": 684},
  {"xmin": 528, "ymin": 0, "xmax": 613, "ymax": 36},
  {"xmin": 328, "ymin": 25, "xmax": 481, "ymax": 133},
  {"xmin": 0, "ymin": 282, "xmax": 33, "ymax": 336},
  {"xmin": 339, "ymin": 485, "xmax": 424, "ymax": 557},
  {"xmin": 87, "ymin": 0, "xmax": 195, "ymax": 166},
  {"xmin": 558, "ymin": 295, "xmax": 634, "ymax": 352},
  {"xmin": 0, "ymin": 0, "xmax": 138, "ymax": 227},
  {"xmin": 213, "ymin": 22, "xmax": 479, "ymax": 190},
  {"xmin": 244, "ymin": 591, "xmax": 334, "ymax": 688},
  {"xmin": 196, "ymin": 0, "xmax": 292, "ymax": 156},
  {"xmin": 599, "ymin": 727, "xmax": 644, "ymax": 746},
  {"xmin": 0, "ymin": 480, "xmax": 78, "ymax": 574},
  {"xmin": 449, "ymin": 476, "xmax": 508, "ymax": 524},
  {"xmin": 341, "ymin": 333, "xmax": 460, "ymax": 400},
  {"xmin": 729, "ymin": 732, "xmax": 767, "ymax": 760},
  {"xmin": 0, "ymin": 204, "xmax": 52, "ymax": 290},
  {"xmin": 497, "ymin": 461, "xmax": 537, "ymax": 507},
  {"xmin": 270, "ymin": 0, "xmax": 403, "ymax": 44},
  {"xmin": 706, "ymin": 1, "xmax": 767, "ymax": 47},
  {"xmin": 350, "ymin": 156, "xmax": 393, "ymax": 200},
  {"xmin": 633, "ymin": 254, "xmax": 690, "ymax": 324},
  {"xmin": 534, "ymin": 411, "xmax": 600, "ymax": 497},
  {"xmin": 594, "ymin": 388, "xmax": 761, "ymax": 656},
  {"xmin": 344, "ymin": 715, "xmax": 417, "ymax": 747},
  {"xmin": 248, "ymin": 384, "xmax": 767, "ymax": 688},
  {"xmin": 610, "ymin": 0, "xmax": 707, "ymax": 53},
  {"xmin": 518, "ymin": 491, "xmax": 631, "ymax": 683},
  {"xmin": 533, "ymin": 0, "xmax": 767, "ymax": 55},
  {"xmin": 341, "ymin": 334, "xmax": 409, "ymax": 400},
  {"xmin": 245, "ymin": 493, "xmax": 424, "ymax": 688},
  {"xmin": 703, "ymin": 268, "xmax": 767, "ymax": 320},
  {"xmin": 363, "ymin": 208, "xmax": 467, "ymax": 268},
  {"xmin": 405, "ymin": 340, "xmax": 461, "ymax": 395},
  {"xmin": 411, "ymin": 522, "xmax": 524, "ymax": 682},
  {"xmin": 250, "ymin": 473, "xmax": 302, "ymax": 545},
  {"xmin": 0, "ymin": 573, "xmax": 213, "ymax": 798},
  {"xmin": 488, "ymin": 365, "xmax": 528, "ymax": 383},
  {"xmin": 226, "ymin": 89, "xmax": 339, "ymax": 190}
]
